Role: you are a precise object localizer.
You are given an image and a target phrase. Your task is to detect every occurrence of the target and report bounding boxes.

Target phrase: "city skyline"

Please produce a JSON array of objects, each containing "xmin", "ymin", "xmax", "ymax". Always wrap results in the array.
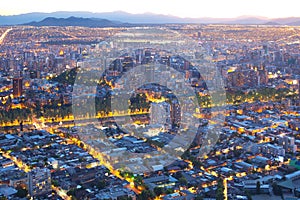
[
  {"xmin": 1, "ymin": 2, "xmax": 300, "ymax": 198},
  {"xmin": 1, "ymin": 0, "xmax": 300, "ymax": 19}
]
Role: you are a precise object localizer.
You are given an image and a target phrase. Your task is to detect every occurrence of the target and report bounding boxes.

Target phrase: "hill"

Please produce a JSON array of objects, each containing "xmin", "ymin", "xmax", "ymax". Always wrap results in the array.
[{"xmin": 23, "ymin": 16, "xmax": 133, "ymax": 27}]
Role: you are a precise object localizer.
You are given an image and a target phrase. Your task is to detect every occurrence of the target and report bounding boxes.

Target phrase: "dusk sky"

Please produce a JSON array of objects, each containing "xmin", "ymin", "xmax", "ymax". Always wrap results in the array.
[{"xmin": 0, "ymin": 0, "xmax": 300, "ymax": 18}]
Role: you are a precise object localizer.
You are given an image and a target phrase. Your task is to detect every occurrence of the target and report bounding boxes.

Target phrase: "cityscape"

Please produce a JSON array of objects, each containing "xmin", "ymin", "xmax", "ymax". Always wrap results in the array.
[{"xmin": 1, "ymin": 3, "xmax": 300, "ymax": 200}]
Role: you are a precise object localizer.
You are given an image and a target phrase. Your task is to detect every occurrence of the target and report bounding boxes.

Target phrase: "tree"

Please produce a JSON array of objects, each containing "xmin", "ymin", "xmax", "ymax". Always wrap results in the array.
[
  {"xmin": 245, "ymin": 190, "xmax": 252, "ymax": 200},
  {"xmin": 272, "ymin": 182, "xmax": 282, "ymax": 196},
  {"xmin": 96, "ymin": 180, "xmax": 106, "ymax": 189},
  {"xmin": 165, "ymin": 188, "xmax": 174, "ymax": 194},
  {"xmin": 195, "ymin": 195, "xmax": 204, "ymax": 200},
  {"xmin": 137, "ymin": 190, "xmax": 155, "ymax": 200},
  {"xmin": 119, "ymin": 171, "xmax": 134, "ymax": 180},
  {"xmin": 181, "ymin": 150, "xmax": 190, "ymax": 160},
  {"xmin": 119, "ymin": 197, "xmax": 132, "ymax": 200},
  {"xmin": 178, "ymin": 177, "xmax": 188, "ymax": 185},
  {"xmin": 134, "ymin": 175, "xmax": 145, "ymax": 188},
  {"xmin": 216, "ymin": 178, "xmax": 225, "ymax": 200},
  {"xmin": 15, "ymin": 187, "xmax": 28, "ymax": 198},
  {"xmin": 52, "ymin": 179, "xmax": 59, "ymax": 187},
  {"xmin": 67, "ymin": 188, "xmax": 76, "ymax": 196},
  {"xmin": 154, "ymin": 187, "xmax": 164, "ymax": 196},
  {"xmin": 233, "ymin": 149, "xmax": 242, "ymax": 157},
  {"xmin": 256, "ymin": 181, "xmax": 261, "ymax": 194}
]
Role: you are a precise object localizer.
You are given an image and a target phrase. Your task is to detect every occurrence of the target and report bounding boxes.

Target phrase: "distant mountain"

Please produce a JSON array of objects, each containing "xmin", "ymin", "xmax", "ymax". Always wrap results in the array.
[
  {"xmin": 223, "ymin": 17, "xmax": 268, "ymax": 25},
  {"xmin": 23, "ymin": 16, "xmax": 131, "ymax": 27},
  {"xmin": 0, "ymin": 12, "xmax": 72, "ymax": 25},
  {"xmin": 1, "ymin": 11, "xmax": 300, "ymax": 25},
  {"xmin": 288, "ymin": 20, "xmax": 300, "ymax": 26},
  {"xmin": 264, "ymin": 21, "xmax": 281, "ymax": 26},
  {"xmin": 271, "ymin": 17, "xmax": 300, "ymax": 24}
]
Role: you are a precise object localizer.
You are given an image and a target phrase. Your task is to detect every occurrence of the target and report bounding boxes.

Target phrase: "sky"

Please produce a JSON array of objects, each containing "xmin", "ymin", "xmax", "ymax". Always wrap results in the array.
[{"xmin": 0, "ymin": 0, "xmax": 299, "ymax": 18}]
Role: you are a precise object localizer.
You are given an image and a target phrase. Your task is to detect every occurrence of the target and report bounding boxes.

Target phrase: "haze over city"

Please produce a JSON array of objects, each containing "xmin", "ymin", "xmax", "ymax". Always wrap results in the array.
[{"xmin": 1, "ymin": 0, "xmax": 300, "ymax": 19}]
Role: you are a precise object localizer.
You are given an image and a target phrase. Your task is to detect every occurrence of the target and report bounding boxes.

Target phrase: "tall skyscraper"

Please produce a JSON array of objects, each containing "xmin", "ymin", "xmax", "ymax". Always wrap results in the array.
[
  {"xmin": 12, "ymin": 77, "xmax": 22, "ymax": 98},
  {"xmin": 28, "ymin": 168, "xmax": 51, "ymax": 197}
]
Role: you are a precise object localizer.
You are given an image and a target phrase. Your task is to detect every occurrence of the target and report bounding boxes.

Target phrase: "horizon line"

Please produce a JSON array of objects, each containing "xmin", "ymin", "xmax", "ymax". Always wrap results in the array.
[{"xmin": 1, "ymin": 11, "xmax": 300, "ymax": 20}]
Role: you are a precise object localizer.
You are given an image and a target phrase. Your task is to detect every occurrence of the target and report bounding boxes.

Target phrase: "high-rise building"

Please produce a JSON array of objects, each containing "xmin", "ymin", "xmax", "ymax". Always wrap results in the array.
[
  {"xmin": 263, "ymin": 44, "xmax": 268, "ymax": 55},
  {"xmin": 258, "ymin": 68, "xmax": 268, "ymax": 86},
  {"xmin": 278, "ymin": 136, "xmax": 297, "ymax": 153},
  {"xmin": 12, "ymin": 77, "xmax": 22, "ymax": 98},
  {"xmin": 197, "ymin": 31, "xmax": 202, "ymax": 39},
  {"xmin": 170, "ymin": 100, "xmax": 181, "ymax": 127},
  {"xmin": 28, "ymin": 168, "xmax": 51, "ymax": 197},
  {"xmin": 150, "ymin": 102, "xmax": 171, "ymax": 128}
]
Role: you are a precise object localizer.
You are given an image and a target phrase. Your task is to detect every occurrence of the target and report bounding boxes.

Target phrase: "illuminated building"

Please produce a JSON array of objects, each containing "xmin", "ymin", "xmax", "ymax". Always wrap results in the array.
[
  {"xmin": 28, "ymin": 168, "xmax": 51, "ymax": 197},
  {"xmin": 59, "ymin": 49, "xmax": 64, "ymax": 57},
  {"xmin": 12, "ymin": 77, "xmax": 22, "ymax": 98}
]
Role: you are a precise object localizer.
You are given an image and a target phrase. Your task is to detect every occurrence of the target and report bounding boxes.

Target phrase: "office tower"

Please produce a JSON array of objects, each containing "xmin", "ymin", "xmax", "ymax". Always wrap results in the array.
[
  {"xmin": 12, "ymin": 77, "xmax": 22, "ymax": 98},
  {"xmin": 28, "ymin": 168, "xmax": 51, "ymax": 197}
]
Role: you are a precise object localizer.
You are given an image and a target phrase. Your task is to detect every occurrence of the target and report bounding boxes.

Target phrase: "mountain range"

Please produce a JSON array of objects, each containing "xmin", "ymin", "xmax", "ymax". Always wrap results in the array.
[
  {"xmin": 1, "ymin": 11, "xmax": 300, "ymax": 26},
  {"xmin": 23, "ymin": 16, "xmax": 133, "ymax": 27}
]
